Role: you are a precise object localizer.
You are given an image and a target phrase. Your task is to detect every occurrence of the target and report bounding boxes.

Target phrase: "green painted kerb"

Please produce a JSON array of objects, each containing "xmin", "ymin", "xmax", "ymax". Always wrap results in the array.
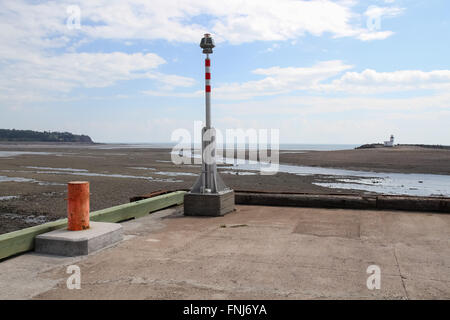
[{"xmin": 0, "ymin": 191, "xmax": 186, "ymax": 261}]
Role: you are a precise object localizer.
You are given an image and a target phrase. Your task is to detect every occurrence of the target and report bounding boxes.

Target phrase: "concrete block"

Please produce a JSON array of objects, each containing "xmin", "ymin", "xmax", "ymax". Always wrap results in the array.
[
  {"xmin": 184, "ymin": 190, "xmax": 235, "ymax": 216},
  {"xmin": 35, "ymin": 222, "xmax": 123, "ymax": 257}
]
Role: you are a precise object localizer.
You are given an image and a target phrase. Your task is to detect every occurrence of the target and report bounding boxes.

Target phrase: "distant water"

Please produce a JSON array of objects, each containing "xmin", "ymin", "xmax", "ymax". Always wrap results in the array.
[
  {"xmin": 95, "ymin": 143, "xmax": 358, "ymax": 151},
  {"xmin": 94, "ymin": 143, "xmax": 175, "ymax": 149},
  {"xmin": 0, "ymin": 142, "xmax": 358, "ymax": 151},
  {"xmin": 229, "ymin": 161, "xmax": 450, "ymax": 197},
  {"xmin": 175, "ymin": 150, "xmax": 450, "ymax": 197},
  {"xmin": 279, "ymin": 144, "xmax": 358, "ymax": 151},
  {"xmin": 0, "ymin": 151, "xmax": 55, "ymax": 158}
]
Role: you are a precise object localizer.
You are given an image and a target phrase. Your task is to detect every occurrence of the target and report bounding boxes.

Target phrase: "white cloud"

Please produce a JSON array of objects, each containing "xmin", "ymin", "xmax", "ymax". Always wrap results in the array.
[
  {"xmin": 360, "ymin": 5, "xmax": 404, "ymax": 41},
  {"xmin": 151, "ymin": 62, "xmax": 450, "ymax": 100},
  {"xmin": 142, "ymin": 63, "xmax": 450, "ymax": 100},
  {"xmin": 75, "ymin": 0, "xmax": 402, "ymax": 44},
  {"xmin": 209, "ymin": 64, "xmax": 450, "ymax": 99},
  {"xmin": 0, "ymin": 0, "xmax": 200, "ymax": 104},
  {"xmin": 0, "ymin": 51, "xmax": 197, "ymax": 104},
  {"xmin": 364, "ymin": 5, "xmax": 404, "ymax": 19},
  {"xmin": 209, "ymin": 0, "xmax": 360, "ymax": 43},
  {"xmin": 211, "ymin": 60, "xmax": 353, "ymax": 100},
  {"xmin": 0, "ymin": 0, "xmax": 406, "ymax": 105},
  {"xmin": 0, "ymin": 0, "xmax": 403, "ymax": 55},
  {"xmin": 325, "ymin": 69, "xmax": 450, "ymax": 93},
  {"xmin": 261, "ymin": 43, "xmax": 280, "ymax": 53},
  {"xmin": 142, "ymin": 90, "xmax": 201, "ymax": 98},
  {"xmin": 135, "ymin": 40, "xmax": 450, "ymax": 104},
  {"xmin": 143, "ymin": 60, "xmax": 355, "ymax": 99},
  {"xmin": 357, "ymin": 30, "xmax": 394, "ymax": 41},
  {"xmin": 214, "ymin": 93, "xmax": 450, "ymax": 116}
]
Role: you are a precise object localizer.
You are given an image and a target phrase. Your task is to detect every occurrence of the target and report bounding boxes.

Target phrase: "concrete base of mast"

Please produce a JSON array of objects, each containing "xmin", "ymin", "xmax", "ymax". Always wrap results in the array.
[{"xmin": 184, "ymin": 190, "xmax": 235, "ymax": 217}]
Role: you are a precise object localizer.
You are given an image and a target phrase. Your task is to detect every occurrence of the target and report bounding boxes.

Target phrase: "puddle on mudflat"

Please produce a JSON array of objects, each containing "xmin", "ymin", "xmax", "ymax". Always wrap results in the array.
[
  {"xmin": 0, "ymin": 175, "xmax": 64, "ymax": 186},
  {"xmin": 29, "ymin": 170, "xmax": 183, "ymax": 183},
  {"xmin": 313, "ymin": 174, "xmax": 450, "ymax": 197},
  {"xmin": 220, "ymin": 170, "xmax": 258, "ymax": 176},
  {"xmin": 153, "ymin": 171, "xmax": 197, "ymax": 177},
  {"xmin": 0, "ymin": 212, "xmax": 49, "ymax": 224},
  {"xmin": 0, "ymin": 196, "xmax": 19, "ymax": 201},
  {"xmin": 0, "ymin": 151, "xmax": 56, "ymax": 158},
  {"xmin": 26, "ymin": 166, "xmax": 88, "ymax": 172},
  {"xmin": 4, "ymin": 165, "xmax": 184, "ymax": 183},
  {"xmin": 236, "ymin": 162, "xmax": 450, "ymax": 197},
  {"xmin": 129, "ymin": 167, "xmax": 156, "ymax": 171},
  {"xmin": 0, "ymin": 176, "xmax": 35, "ymax": 183}
]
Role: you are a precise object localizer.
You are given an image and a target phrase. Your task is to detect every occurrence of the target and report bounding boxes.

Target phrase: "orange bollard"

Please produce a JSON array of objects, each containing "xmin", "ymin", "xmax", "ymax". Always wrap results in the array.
[{"xmin": 67, "ymin": 181, "xmax": 90, "ymax": 231}]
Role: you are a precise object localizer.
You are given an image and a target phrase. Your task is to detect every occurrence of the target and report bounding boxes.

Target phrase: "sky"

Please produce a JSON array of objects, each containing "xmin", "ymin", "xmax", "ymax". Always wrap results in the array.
[{"xmin": 0, "ymin": 0, "xmax": 449, "ymax": 144}]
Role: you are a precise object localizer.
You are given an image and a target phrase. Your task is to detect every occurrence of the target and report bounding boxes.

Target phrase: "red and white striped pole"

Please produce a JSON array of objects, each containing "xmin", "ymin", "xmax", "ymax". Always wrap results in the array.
[
  {"xmin": 205, "ymin": 55, "xmax": 211, "ymax": 129},
  {"xmin": 184, "ymin": 33, "xmax": 234, "ymax": 216},
  {"xmin": 189, "ymin": 33, "xmax": 230, "ymax": 194}
]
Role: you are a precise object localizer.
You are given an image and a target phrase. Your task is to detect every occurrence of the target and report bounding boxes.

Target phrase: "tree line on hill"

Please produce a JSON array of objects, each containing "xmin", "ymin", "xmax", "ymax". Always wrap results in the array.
[{"xmin": 0, "ymin": 129, "xmax": 93, "ymax": 143}]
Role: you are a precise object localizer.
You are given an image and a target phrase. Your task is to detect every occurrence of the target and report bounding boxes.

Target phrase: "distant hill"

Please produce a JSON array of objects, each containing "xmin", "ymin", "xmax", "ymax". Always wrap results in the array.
[
  {"xmin": 0, "ymin": 129, "xmax": 93, "ymax": 143},
  {"xmin": 355, "ymin": 143, "xmax": 384, "ymax": 149}
]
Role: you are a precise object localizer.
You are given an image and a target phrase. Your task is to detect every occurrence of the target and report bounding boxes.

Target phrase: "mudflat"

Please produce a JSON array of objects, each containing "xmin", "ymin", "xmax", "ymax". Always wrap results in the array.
[{"xmin": 0, "ymin": 143, "xmax": 449, "ymax": 234}]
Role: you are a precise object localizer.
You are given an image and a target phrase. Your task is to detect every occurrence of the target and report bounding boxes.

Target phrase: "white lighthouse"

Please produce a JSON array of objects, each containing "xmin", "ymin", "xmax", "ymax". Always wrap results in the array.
[{"xmin": 384, "ymin": 134, "xmax": 394, "ymax": 147}]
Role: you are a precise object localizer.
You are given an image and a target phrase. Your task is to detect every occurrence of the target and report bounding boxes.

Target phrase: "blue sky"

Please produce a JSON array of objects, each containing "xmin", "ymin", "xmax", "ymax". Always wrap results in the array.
[{"xmin": 0, "ymin": 0, "xmax": 449, "ymax": 144}]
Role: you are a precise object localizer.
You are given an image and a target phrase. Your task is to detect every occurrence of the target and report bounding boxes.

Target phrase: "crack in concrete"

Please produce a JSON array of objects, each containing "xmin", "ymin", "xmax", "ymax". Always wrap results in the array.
[{"xmin": 393, "ymin": 244, "xmax": 409, "ymax": 300}]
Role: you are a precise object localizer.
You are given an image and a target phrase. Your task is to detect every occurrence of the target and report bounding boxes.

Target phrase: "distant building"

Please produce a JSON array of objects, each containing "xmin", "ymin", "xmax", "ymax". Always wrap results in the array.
[{"xmin": 384, "ymin": 134, "xmax": 394, "ymax": 147}]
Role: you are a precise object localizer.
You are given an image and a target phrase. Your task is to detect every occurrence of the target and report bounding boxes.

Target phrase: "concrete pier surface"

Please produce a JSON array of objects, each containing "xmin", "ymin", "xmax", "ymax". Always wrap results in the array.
[{"xmin": 0, "ymin": 205, "xmax": 449, "ymax": 299}]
